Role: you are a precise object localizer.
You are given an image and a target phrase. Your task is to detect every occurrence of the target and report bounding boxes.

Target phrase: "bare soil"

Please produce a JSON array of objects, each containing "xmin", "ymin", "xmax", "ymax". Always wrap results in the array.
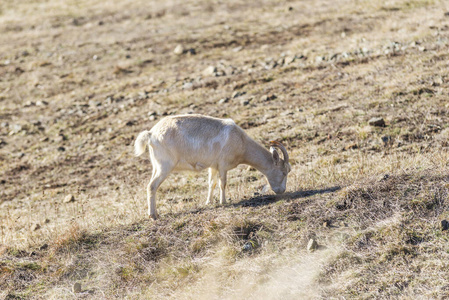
[{"xmin": 1, "ymin": 0, "xmax": 449, "ymax": 298}]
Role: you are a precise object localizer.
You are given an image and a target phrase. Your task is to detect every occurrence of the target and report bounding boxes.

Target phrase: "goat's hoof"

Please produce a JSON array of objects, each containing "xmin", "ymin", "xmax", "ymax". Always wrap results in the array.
[{"xmin": 149, "ymin": 214, "xmax": 158, "ymax": 220}]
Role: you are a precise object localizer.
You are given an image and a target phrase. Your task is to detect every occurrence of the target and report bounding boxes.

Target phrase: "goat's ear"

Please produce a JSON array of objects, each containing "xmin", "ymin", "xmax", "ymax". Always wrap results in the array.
[{"xmin": 270, "ymin": 146, "xmax": 280, "ymax": 165}]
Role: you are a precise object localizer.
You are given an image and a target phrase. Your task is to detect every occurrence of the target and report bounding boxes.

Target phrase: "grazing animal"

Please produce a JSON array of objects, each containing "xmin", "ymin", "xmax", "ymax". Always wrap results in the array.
[{"xmin": 134, "ymin": 114, "xmax": 291, "ymax": 219}]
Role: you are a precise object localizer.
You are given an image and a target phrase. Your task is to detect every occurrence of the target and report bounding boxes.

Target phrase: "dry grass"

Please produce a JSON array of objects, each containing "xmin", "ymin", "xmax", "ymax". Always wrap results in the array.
[{"xmin": 1, "ymin": 0, "xmax": 449, "ymax": 298}]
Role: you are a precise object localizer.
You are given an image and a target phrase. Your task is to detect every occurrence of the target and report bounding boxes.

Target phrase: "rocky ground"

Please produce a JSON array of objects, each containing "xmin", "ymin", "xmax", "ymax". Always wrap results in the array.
[{"xmin": 1, "ymin": 0, "xmax": 449, "ymax": 298}]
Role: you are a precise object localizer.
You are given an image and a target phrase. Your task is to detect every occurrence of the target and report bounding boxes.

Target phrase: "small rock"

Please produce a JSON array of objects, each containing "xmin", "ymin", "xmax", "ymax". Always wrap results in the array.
[
  {"xmin": 185, "ymin": 48, "xmax": 196, "ymax": 55},
  {"xmin": 31, "ymin": 223, "xmax": 41, "ymax": 231},
  {"xmin": 381, "ymin": 135, "xmax": 392, "ymax": 146},
  {"xmin": 183, "ymin": 82, "xmax": 193, "ymax": 90},
  {"xmin": 240, "ymin": 99, "xmax": 250, "ymax": 106},
  {"xmin": 64, "ymin": 194, "xmax": 75, "ymax": 203},
  {"xmin": 36, "ymin": 100, "xmax": 48, "ymax": 106},
  {"xmin": 232, "ymin": 46, "xmax": 243, "ymax": 52},
  {"xmin": 442, "ymin": 220, "xmax": 449, "ymax": 231},
  {"xmin": 323, "ymin": 221, "xmax": 329, "ymax": 228},
  {"xmin": 344, "ymin": 143, "xmax": 358, "ymax": 151},
  {"xmin": 1, "ymin": 122, "xmax": 8, "ymax": 128},
  {"xmin": 242, "ymin": 242, "xmax": 253, "ymax": 252},
  {"xmin": 307, "ymin": 239, "xmax": 318, "ymax": 252},
  {"xmin": 24, "ymin": 101, "xmax": 35, "ymax": 107},
  {"xmin": 73, "ymin": 282, "xmax": 82, "ymax": 293},
  {"xmin": 218, "ymin": 97, "xmax": 229, "ymax": 104},
  {"xmin": 174, "ymin": 44, "xmax": 184, "ymax": 55},
  {"xmin": 57, "ymin": 146, "xmax": 66, "ymax": 152},
  {"xmin": 368, "ymin": 117, "xmax": 385, "ymax": 127},
  {"xmin": 284, "ymin": 56, "xmax": 295, "ymax": 65},
  {"xmin": 12, "ymin": 124, "xmax": 22, "ymax": 133},
  {"xmin": 202, "ymin": 66, "xmax": 217, "ymax": 76},
  {"xmin": 260, "ymin": 94, "xmax": 277, "ymax": 102},
  {"xmin": 232, "ymin": 91, "xmax": 245, "ymax": 98},
  {"xmin": 92, "ymin": 55, "xmax": 99, "ymax": 60}
]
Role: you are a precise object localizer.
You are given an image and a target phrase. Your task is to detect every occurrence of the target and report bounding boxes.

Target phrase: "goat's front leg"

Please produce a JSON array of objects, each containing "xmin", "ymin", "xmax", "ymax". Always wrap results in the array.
[
  {"xmin": 218, "ymin": 170, "xmax": 227, "ymax": 205},
  {"xmin": 206, "ymin": 168, "xmax": 218, "ymax": 205},
  {"xmin": 147, "ymin": 166, "xmax": 172, "ymax": 219}
]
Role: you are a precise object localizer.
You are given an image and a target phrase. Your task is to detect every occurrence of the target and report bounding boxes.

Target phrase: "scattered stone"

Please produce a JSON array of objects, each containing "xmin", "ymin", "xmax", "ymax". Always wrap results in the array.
[
  {"xmin": 24, "ymin": 101, "xmax": 35, "ymax": 107},
  {"xmin": 92, "ymin": 55, "xmax": 99, "ymax": 60},
  {"xmin": 381, "ymin": 135, "xmax": 392, "ymax": 146},
  {"xmin": 174, "ymin": 44, "xmax": 184, "ymax": 55},
  {"xmin": 232, "ymin": 46, "xmax": 243, "ymax": 52},
  {"xmin": 260, "ymin": 94, "xmax": 277, "ymax": 102},
  {"xmin": 284, "ymin": 56, "xmax": 296, "ymax": 65},
  {"xmin": 30, "ymin": 223, "xmax": 41, "ymax": 231},
  {"xmin": 368, "ymin": 117, "xmax": 385, "ymax": 127},
  {"xmin": 1, "ymin": 122, "xmax": 8, "ymax": 128},
  {"xmin": 240, "ymin": 99, "xmax": 250, "ymax": 106},
  {"xmin": 380, "ymin": 174, "xmax": 390, "ymax": 181},
  {"xmin": 442, "ymin": 220, "xmax": 449, "ymax": 231},
  {"xmin": 148, "ymin": 111, "xmax": 157, "ymax": 117},
  {"xmin": 218, "ymin": 97, "xmax": 229, "ymax": 104},
  {"xmin": 307, "ymin": 239, "xmax": 318, "ymax": 252},
  {"xmin": 344, "ymin": 143, "xmax": 358, "ymax": 151},
  {"xmin": 232, "ymin": 91, "xmax": 245, "ymax": 98},
  {"xmin": 183, "ymin": 82, "xmax": 193, "ymax": 90},
  {"xmin": 73, "ymin": 282, "xmax": 82, "ymax": 293},
  {"xmin": 242, "ymin": 242, "xmax": 253, "ymax": 252},
  {"xmin": 323, "ymin": 221, "xmax": 329, "ymax": 228},
  {"xmin": 12, "ymin": 124, "xmax": 22, "ymax": 133},
  {"xmin": 64, "ymin": 194, "xmax": 75, "ymax": 203},
  {"xmin": 202, "ymin": 66, "xmax": 217, "ymax": 76},
  {"xmin": 185, "ymin": 48, "xmax": 196, "ymax": 55},
  {"xmin": 89, "ymin": 100, "xmax": 101, "ymax": 107}
]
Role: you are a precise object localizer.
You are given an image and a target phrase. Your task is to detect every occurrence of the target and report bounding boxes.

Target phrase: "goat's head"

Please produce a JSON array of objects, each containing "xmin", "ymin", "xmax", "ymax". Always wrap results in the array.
[{"xmin": 265, "ymin": 141, "xmax": 291, "ymax": 194}]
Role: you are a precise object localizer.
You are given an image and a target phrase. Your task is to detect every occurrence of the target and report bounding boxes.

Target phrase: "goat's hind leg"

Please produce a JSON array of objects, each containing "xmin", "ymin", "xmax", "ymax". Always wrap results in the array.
[
  {"xmin": 147, "ymin": 162, "xmax": 174, "ymax": 220},
  {"xmin": 206, "ymin": 168, "xmax": 218, "ymax": 205}
]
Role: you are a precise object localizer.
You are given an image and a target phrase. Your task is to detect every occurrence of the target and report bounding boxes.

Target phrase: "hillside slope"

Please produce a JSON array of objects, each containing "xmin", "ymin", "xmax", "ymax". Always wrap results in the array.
[{"xmin": 1, "ymin": 0, "xmax": 449, "ymax": 298}]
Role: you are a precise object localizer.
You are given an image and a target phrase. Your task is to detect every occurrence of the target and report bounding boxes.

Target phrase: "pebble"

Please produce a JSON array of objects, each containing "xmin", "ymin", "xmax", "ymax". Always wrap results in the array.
[
  {"xmin": 36, "ymin": 100, "xmax": 48, "ymax": 106},
  {"xmin": 242, "ymin": 242, "xmax": 253, "ymax": 252},
  {"xmin": 174, "ymin": 44, "xmax": 184, "ymax": 55},
  {"xmin": 232, "ymin": 91, "xmax": 245, "ymax": 98},
  {"xmin": 31, "ymin": 223, "xmax": 41, "ymax": 231},
  {"xmin": 368, "ymin": 117, "xmax": 385, "ymax": 127},
  {"xmin": 64, "ymin": 194, "xmax": 75, "ymax": 203},
  {"xmin": 218, "ymin": 97, "xmax": 229, "ymax": 104},
  {"xmin": 442, "ymin": 220, "xmax": 449, "ymax": 231},
  {"xmin": 240, "ymin": 99, "xmax": 250, "ymax": 106},
  {"xmin": 12, "ymin": 124, "xmax": 22, "ymax": 133},
  {"xmin": 183, "ymin": 82, "xmax": 193, "ymax": 90},
  {"xmin": 202, "ymin": 66, "xmax": 217, "ymax": 76},
  {"xmin": 307, "ymin": 239, "xmax": 318, "ymax": 252},
  {"xmin": 73, "ymin": 282, "xmax": 82, "ymax": 293}
]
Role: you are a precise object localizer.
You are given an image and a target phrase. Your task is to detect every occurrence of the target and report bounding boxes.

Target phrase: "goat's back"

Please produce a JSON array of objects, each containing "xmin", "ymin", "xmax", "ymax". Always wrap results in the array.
[{"xmin": 149, "ymin": 114, "xmax": 246, "ymax": 167}]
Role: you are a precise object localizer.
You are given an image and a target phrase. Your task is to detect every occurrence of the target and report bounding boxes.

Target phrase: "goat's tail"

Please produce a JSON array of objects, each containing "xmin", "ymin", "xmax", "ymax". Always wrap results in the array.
[{"xmin": 134, "ymin": 130, "xmax": 151, "ymax": 156}]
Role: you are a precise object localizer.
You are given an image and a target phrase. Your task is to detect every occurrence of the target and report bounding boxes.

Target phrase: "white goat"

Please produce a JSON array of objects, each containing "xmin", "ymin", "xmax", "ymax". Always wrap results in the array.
[{"xmin": 134, "ymin": 114, "xmax": 291, "ymax": 219}]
